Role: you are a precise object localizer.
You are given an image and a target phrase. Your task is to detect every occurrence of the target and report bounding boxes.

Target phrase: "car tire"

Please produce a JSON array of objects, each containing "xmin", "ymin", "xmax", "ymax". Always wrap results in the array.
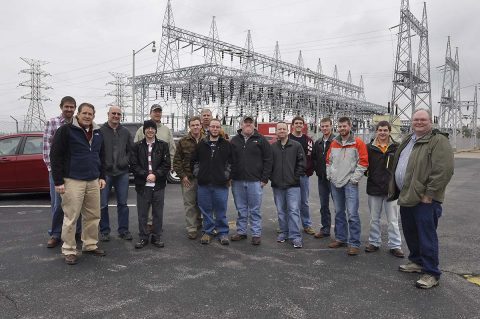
[{"xmin": 167, "ymin": 170, "xmax": 181, "ymax": 184}]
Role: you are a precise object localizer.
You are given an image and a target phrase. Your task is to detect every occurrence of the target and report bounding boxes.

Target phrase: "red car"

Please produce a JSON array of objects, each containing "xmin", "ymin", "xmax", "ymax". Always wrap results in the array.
[{"xmin": 0, "ymin": 132, "xmax": 49, "ymax": 193}]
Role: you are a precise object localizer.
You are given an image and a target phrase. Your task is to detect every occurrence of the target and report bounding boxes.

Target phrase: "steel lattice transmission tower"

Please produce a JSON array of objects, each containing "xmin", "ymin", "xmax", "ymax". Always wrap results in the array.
[
  {"xmin": 390, "ymin": 0, "xmax": 432, "ymax": 128},
  {"xmin": 438, "ymin": 36, "xmax": 461, "ymax": 148},
  {"xmin": 106, "ymin": 72, "xmax": 131, "ymax": 122},
  {"xmin": 19, "ymin": 57, "xmax": 51, "ymax": 131}
]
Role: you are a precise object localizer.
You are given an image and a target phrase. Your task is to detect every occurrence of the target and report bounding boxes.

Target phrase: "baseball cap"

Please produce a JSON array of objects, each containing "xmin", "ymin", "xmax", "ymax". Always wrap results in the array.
[
  {"xmin": 150, "ymin": 104, "xmax": 162, "ymax": 112},
  {"xmin": 243, "ymin": 115, "xmax": 254, "ymax": 122}
]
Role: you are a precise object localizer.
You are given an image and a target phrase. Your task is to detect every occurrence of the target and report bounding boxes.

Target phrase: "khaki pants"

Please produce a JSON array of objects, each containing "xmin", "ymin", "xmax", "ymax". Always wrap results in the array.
[
  {"xmin": 182, "ymin": 178, "xmax": 202, "ymax": 233},
  {"xmin": 61, "ymin": 178, "xmax": 100, "ymax": 255}
]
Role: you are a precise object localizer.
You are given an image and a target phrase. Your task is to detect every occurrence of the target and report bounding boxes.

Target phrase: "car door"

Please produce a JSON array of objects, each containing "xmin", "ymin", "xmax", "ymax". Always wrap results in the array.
[
  {"xmin": 17, "ymin": 135, "xmax": 48, "ymax": 191},
  {"xmin": 0, "ymin": 136, "xmax": 22, "ymax": 191}
]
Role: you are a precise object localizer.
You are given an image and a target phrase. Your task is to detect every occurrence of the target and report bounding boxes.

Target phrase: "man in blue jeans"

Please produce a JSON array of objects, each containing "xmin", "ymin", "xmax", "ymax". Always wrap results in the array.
[
  {"xmin": 312, "ymin": 117, "xmax": 335, "ymax": 239},
  {"xmin": 42, "ymin": 96, "xmax": 81, "ymax": 248},
  {"xmin": 288, "ymin": 116, "xmax": 315, "ymax": 236},
  {"xmin": 230, "ymin": 115, "xmax": 272, "ymax": 245},
  {"xmin": 192, "ymin": 119, "xmax": 232, "ymax": 245},
  {"xmin": 99, "ymin": 106, "xmax": 134, "ymax": 242},
  {"xmin": 270, "ymin": 122, "xmax": 305, "ymax": 249},
  {"xmin": 326, "ymin": 116, "xmax": 368, "ymax": 256}
]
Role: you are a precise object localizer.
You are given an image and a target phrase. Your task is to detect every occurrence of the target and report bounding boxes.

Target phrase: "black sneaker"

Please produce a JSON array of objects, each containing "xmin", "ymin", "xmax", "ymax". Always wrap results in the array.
[
  {"xmin": 119, "ymin": 232, "xmax": 133, "ymax": 241},
  {"xmin": 99, "ymin": 233, "xmax": 110, "ymax": 242},
  {"xmin": 151, "ymin": 239, "xmax": 165, "ymax": 248},
  {"xmin": 135, "ymin": 239, "xmax": 148, "ymax": 249}
]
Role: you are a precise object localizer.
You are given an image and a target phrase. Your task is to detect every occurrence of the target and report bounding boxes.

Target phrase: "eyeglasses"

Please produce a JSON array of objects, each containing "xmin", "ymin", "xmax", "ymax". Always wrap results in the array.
[{"xmin": 111, "ymin": 112, "xmax": 122, "ymax": 116}]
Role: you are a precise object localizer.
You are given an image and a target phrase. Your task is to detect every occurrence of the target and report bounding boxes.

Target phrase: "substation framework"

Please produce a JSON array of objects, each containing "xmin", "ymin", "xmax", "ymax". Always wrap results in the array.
[{"xmin": 130, "ymin": 0, "xmax": 386, "ymax": 130}]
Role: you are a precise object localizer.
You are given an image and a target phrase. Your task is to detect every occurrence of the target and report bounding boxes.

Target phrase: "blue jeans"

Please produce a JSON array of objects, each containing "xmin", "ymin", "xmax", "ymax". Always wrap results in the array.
[
  {"xmin": 330, "ymin": 182, "xmax": 361, "ymax": 247},
  {"xmin": 400, "ymin": 201, "xmax": 442, "ymax": 278},
  {"xmin": 231, "ymin": 180, "xmax": 263, "ymax": 237},
  {"xmin": 197, "ymin": 185, "xmax": 229, "ymax": 236},
  {"xmin": 318, "ymin": 178, "xmax": 332, "ymax": 235},
  {"xmin": 49, "ymin": 172, "xmax": 80, "ymax": 238},
  {"xmin": 367, "ymin": 195, "xmax": 402, "ymax": 249},
  {"xmin": 273, "ymin": 187, "xmax": 302, "ymax": 241},
  {"xmin": 100, "ymin": 173, "xmax": 130, "ymax": 235},
  {"xmin": 299, "ymin": 176, "xmax": 312, "ymax": 228}
]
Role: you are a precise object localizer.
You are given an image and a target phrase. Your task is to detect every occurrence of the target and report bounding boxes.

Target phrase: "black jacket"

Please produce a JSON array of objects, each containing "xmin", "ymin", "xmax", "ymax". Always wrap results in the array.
[
  {"xmin": 130, "ymin": 138, "xmax": 171, "ymax": 191},
  {"xmin": 50, "ymin": 117, "xmax": 105, "ymax": 186},
  {"xmin": 230, "ymin": 129, "xmax": 272, "ymax": 183},
  {"xmin": 191, "ymin": 136, "xmax": 232, "ymax": 187},
  {"xmin": 312, "ymin": 134, "xmax": 334, "ymax": 180},
  {"xmin": 270, "ymin": 139, "xmax": 305, "ymax": 189},
  {"xmin": 366, "ymin": 138, "xmax": 398, "ymax": 196},
  {"xmin": 100, "ymin": 122, "xmax": 133, "ymax": 176}
]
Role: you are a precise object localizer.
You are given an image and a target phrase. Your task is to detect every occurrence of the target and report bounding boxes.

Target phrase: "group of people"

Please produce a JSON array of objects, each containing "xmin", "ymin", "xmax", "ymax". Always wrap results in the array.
[{"xmin": 43, "ymin": 96, "xmax": 454, "ymax": 289}]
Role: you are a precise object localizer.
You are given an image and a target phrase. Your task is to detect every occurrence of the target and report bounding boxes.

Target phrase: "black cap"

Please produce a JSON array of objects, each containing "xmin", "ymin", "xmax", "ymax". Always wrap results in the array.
[
  {"xmin": 150, "ymin": 104, "xmax": 162, "ymax": 113},
  {"xmin": 143, "ymin": 120, "xmax": 157, "ymax": 133},
  {"xmin": 243, "ymin": 115, "xmax": 254, "ymax": 122}
]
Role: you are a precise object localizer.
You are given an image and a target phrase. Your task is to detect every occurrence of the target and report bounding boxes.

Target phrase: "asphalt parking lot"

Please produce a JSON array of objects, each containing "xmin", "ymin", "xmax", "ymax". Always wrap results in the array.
[{"xmin": 1, "ymin": 154, "xmax": 479, "ymax": 319}]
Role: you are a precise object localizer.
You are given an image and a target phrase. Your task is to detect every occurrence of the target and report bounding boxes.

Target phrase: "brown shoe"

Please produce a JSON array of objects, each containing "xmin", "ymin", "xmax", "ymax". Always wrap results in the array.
[
  {"xmin": 314, "ymin": 231, "xmax": 330, "ymax": 239},
  {"xmin": 251, "ymin": 236, "xmax": 261, "ymax": 246},
  {"xmin": 230, "ymin": 233, "xmax": 247, "ymax": 241},
  {"xmin": 83, "ymin": 248, "xmax": 106, "ymax": 257},
  {"xmin": 328, "ymin": 240, "xmax": 347, "ymax": 248},
  {"xmin": 365, "ymin": 244, "xmax": 380, "ymax": 253},
  {"xmin": 389, "ymin": 248, "xmax": 405, "ymax": 258},
  {"xmin": 187, "ymin": 232, "xmax": 198, "ymax": 240},
  {"xmin": 47, "ymin": 237, "xmax": 61, "ymax": 248},
  {"xmin": 303, "ymin": 226, "xmax": 316, "ymax": 235},
  {"xmin": 347, "ymin": 246, "xmax": 360, "ymax": 256},
  {"xmin": 64, "ymin": 254, "xmax": 78, "ymax": 265}
]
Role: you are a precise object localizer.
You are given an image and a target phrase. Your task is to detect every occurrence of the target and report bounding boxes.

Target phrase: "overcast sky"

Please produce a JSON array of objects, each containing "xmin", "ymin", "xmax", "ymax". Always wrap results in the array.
[{"xmin": 0, "ymin": 0, "xmax": 478, "ymax": 128}]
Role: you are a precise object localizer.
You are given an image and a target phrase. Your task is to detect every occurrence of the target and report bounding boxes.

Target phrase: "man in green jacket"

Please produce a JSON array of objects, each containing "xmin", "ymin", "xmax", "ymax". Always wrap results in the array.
[{"xmin": 388, "ymin": 108, "xmax": 454, "ymax": 289}]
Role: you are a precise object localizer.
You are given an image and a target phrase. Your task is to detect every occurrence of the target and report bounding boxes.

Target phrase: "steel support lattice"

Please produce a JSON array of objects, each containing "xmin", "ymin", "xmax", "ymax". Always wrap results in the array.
[
  {"xmin": 106, "ymin": 72, "xmax": 130, "ymax": 122},
  {"xmin": 19, "ymin": 57, "xmax": 51, "ymax": 132}
]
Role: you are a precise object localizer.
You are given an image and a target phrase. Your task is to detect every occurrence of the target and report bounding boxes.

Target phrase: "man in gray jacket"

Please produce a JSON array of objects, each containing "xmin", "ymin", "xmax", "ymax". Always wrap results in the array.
[
  {"xmin": 99, "ymin": 106, "xmax": 134, "ymax": 241},
  {"xmin": 270, "ymin": 122, "xmax": 305, "ymax": 248}
]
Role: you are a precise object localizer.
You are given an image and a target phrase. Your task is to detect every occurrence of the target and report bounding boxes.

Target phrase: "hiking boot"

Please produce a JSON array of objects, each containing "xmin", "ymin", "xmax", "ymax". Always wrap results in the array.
[
  {"xmin": 398, "ymin": 262, "xmax": 423, "ymax": 273},
  {"xmin": 219, "ymin": 235, "xmax": 230, "ymax": 245},
  {"xmin": 83, "ymin": 248, "xmax": 106, "ymax": 256},
  {"xmin": 251, "ymin": 236, "xmax": 261, "ymax": 246},
  {"xmin": 365, "ymin": 244, "xmax": 380, "ymax": 253},
  {"xmin": 135, "ymin": 239, "xmax": 148, "ymax": 249},
  {"xmin": 231, "ymin": 233, "xmax": 247, "ymax": 241},
  {"xmin": 119, "ymin": 232, "xmax": 133, "ymax": 241},
  {"xmin": 292, "ymin": 239, "xmax": 303, "ymax": 249},
  {"xmin": 151, "ymin": 239, "xmax": 165, "ymax": 248},
  {"xmin": 389, "ymin": 248, "xmax": 405, "ymax": 258},
  {"xmin": 303, "ymin": 226, "xmax": 315, "ymax": 235},
  {"xmin": 200, "ymin": 234, "xmax": 212, "ymax": 245},
  {"xmin": 47, "ymin": 237, "xmax": 61, "ymax": 248},
  {"xmin": 64, "ymin": 254, "xmax": 78, "ymax": 265},
  {"xmin": 314, "ymin": 231, "xmax": 330, "ymax": 239},
  {"xmin": 416, "ymin": 274, "xmax": 439, "ymax": 289},
  {"xmin": 347, "ymin": 246, "xmax": 360, "ymax": 256},
  {"xmin": 99, "ymin": 233, "xmax": 110, "ymax": 242},
  {"xmin": 328, "ymin": 240, "xmax": 347, "ymax": 248},
  {"xmin": 187, "ymin": 232, "xmax": 198, "ymax": 240},
  {"xmin": 276, "ymin": 233, "xmax": 287, "ymax": 243}
]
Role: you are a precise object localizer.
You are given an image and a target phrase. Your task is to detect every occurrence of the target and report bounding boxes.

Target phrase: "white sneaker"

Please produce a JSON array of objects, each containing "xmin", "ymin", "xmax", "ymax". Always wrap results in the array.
[
  {"xmin": 416, "ymin": 274, "xmax": 439, "ymax": 289},
  {"xmin": 398, "ymin": 262, "xmax": 422, "ymax": 273}
]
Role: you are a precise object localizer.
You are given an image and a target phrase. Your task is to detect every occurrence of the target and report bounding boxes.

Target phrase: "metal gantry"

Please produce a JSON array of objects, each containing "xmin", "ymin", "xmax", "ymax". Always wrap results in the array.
[
  {"xmin": 19, "ymin": 57, "xmax": 51, "ymax": 132},
  {"xmin": 390, "ymin": 0, "xmax": 432, "ymax": 128},
  {"xmin": 106, "ymin": 72, "xmax": 130, "ymax": 122},
  {"xmin": 130, "ymin": 0, "xmax": 386, "ymax": 129}
]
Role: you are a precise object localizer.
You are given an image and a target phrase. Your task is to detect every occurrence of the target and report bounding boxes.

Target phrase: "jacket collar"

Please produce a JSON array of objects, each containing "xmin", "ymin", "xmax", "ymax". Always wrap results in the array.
[{"xmin": 334, "ymin": 132, "xmax": 355, "ymax": 146}]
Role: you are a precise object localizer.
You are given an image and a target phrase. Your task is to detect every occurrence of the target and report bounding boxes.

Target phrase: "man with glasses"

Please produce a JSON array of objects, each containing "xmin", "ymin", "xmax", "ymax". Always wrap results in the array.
[{"xmin": 99, "ymin": 106, "xmax": 134, "ymax": 242}]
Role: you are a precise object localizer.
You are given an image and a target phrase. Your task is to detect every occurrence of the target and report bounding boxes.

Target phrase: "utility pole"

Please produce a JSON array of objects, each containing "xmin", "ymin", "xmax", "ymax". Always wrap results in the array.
[{"xmin": 19, "ymin": 57, "xmax": 51, "ymax": 131}]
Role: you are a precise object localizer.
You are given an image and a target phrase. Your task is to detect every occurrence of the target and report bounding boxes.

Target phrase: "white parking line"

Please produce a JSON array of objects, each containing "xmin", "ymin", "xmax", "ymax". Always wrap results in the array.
[{"xmin": 0, "ymin": 204, "xmax": 137, "ymax": 208}]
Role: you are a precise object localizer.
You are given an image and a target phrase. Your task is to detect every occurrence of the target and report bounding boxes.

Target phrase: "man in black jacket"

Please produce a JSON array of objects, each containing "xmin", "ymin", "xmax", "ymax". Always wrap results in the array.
[
  {"xmin": 191, "ymin": 119, "xmax": 232, "ymax": 245},
  {"xmin": 99, "ymin": 106, "xmax": 134, "ymax": 242},
  {"xmin": 270, "ymin": 122, "xmax": 305, "ymax": 248},
  {"xmin": 130, "ymin": 120, "xmax": 171, "ymax": 249},
  {"xmin": 311, "ymin": 117, "xmax": 335, "ymax": 239},
  {"xmin": 229, "ymin": 115, "xmax": 272, "ymax": 245},
  {"xmin": 365, "ymin": 121, "xmax": 404, "ymax": 258},
  {"xmin": 50, "ymin": 103, "xmax": 107, "ymax": 265}
]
